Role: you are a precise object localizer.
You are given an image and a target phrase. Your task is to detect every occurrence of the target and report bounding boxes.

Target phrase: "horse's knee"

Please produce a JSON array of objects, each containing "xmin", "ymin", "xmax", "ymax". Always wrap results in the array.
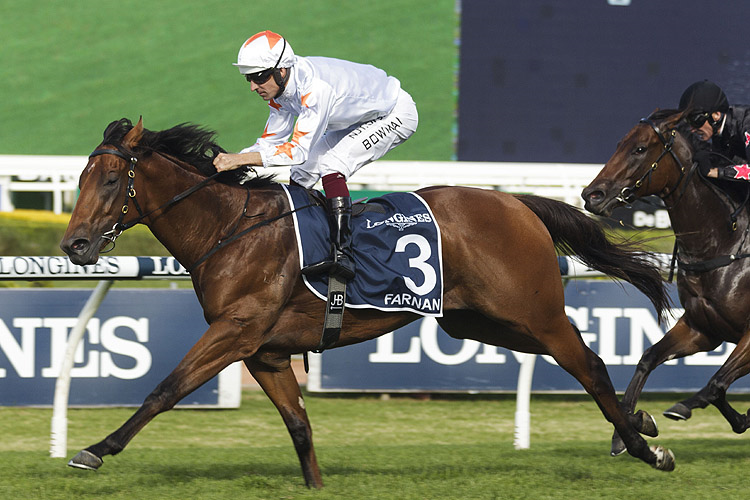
[{"xmin": 142, "ymin": 383, "xmax": 179, "ymax": 413}]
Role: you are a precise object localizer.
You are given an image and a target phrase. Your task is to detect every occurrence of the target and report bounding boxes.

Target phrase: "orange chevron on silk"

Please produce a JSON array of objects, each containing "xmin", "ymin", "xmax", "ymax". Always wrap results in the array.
[
  {"xmin": 274, "ymin": 142, "xmax": 295, "ymax": 159},
  {"xmin": 245, "ymin": 30, "xmax": 283, "ymax": 49},
  {"xmin": 291, "ymin": 125, "xmax": 309, "ymax": 144},
  {"xmin": 260, "ymin": 125, "xmax": 276, "ymax": 139}
]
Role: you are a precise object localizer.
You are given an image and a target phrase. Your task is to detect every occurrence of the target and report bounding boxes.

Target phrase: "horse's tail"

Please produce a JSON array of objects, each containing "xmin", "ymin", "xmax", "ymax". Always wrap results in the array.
[{"xmin": 515, "ymin": 194, "xmax": 670, "ymax": 321}]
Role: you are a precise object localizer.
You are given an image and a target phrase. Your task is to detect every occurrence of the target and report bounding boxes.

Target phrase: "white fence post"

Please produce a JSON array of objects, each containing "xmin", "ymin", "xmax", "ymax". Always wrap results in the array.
[
  {"xmin": 513, "ymin": 353, "xmax": 537, "ymax": 450},
  {"xmin": 50, "ymin": 279, "xmax": 114, "ymax": 458},
  {"xmin": 0, "ymin": 175, "xmax": 13, "ymax": 211}
]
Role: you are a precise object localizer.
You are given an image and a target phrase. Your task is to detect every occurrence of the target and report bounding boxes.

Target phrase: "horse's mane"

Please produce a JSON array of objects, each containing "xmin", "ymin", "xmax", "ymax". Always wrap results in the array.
[
  {"xmin": 101, "ymin": 118, "xmax": 277, "ymax": 187},
  {"xmin": 646, "ymin": 108, "xmax": 699, "ymax": 146},
  {"xmin": 646, "ymin": 109, "xmax": 750, "ymax": 203}
]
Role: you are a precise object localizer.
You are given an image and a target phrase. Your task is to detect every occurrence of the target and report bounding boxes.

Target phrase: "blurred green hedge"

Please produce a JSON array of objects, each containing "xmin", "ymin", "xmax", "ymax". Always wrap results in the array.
[{"xmin": 0, "ymin": 212, "xmax": 168, "ymax": 257}]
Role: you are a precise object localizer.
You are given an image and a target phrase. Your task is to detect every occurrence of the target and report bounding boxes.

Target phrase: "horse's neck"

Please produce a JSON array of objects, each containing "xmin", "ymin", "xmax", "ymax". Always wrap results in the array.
[
  {"xmin": 667, "ymin": 176, "xmax": 747, "ymax": 258},
  {"xmin": 138, "ymin": 158, "xmax": 259, "ymax": 270}
]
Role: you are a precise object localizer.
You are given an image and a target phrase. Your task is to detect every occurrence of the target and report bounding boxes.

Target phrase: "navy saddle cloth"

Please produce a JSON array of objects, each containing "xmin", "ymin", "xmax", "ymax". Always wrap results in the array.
[{"xmin": 282, "ymin": 185, "xmax": 444, "ymax": 317}]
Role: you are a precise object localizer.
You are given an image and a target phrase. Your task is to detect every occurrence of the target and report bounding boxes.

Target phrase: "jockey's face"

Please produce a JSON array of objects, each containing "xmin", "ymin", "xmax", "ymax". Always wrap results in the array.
[
  {"xmin": 690, "ymin": 111, "xmax": 723, "ymax": 141},
  {"xmin": 247, "ymin": 68, "xmax": 285, "ymax": 102}
]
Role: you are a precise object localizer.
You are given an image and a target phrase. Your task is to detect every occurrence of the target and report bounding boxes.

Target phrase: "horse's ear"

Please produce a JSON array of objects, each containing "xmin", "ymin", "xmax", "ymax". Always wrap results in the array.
[
  {"xmin": 645, "ymin": 108, "xmax": 660, "ymax": 120},
  {"xmin": 123, "ymin": 116, "xmax": 144, "ymax": 148}
]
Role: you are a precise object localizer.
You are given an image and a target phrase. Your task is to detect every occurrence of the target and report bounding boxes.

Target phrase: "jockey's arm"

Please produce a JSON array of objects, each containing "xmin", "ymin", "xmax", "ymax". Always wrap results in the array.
[
  {"xmin": 713, "ymin": 164, "xmax": 750, "ymax": 182},
  {"xmin": 713, "ymin": 115, "xmax": 750, "ymax": 182},
  {"xmin": 213, "ymin": 151, "xmax": 263, "ymax": 172}
]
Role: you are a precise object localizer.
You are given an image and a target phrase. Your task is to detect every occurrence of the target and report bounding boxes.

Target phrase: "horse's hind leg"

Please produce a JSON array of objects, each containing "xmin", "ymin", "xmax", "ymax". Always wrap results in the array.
[
  {"xmin": 664, "ymin": 332, "xmax": 750, "ymax": 434},
  {"xmin": 245, "ymin": 354, "xmax": 323, "ymax": 489},
  {"xmin": 538, "ymin": 316, "xmax": 674, "ymax": 470},
  {"xmin": 612, "ymin": 318, "xmax": 720, "ymax": 455},
  {"xmin": 438, "ymin": 310, "xmax": 673, "ymax": 469}
]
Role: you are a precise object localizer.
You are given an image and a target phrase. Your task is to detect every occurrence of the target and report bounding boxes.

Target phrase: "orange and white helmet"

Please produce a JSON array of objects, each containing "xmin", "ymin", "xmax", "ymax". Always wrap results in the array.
[{"xmin": 234, "ymin": 30, "xmax": 295, "ymax": 75}]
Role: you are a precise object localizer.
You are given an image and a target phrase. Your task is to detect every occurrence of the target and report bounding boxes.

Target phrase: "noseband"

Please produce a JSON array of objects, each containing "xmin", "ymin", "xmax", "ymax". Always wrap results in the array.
[{"xmin": 616, "ymin": 119, "xmax": 686, "ymax": 205}]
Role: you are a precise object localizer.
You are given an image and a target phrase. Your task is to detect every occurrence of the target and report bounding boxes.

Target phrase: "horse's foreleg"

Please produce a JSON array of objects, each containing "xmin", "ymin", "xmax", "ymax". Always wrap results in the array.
[
  {"xmin": 665, "ymin": 333, "xmax": 750, "ymax": 434},
  {"xmin": 245, "ymin": 355, "xmax": 323, "ymax": 489},
  {"xmin": 612, "ymin": 318, "xmax": 719, "ymax": 455},
  {"xmin": 69, "ymin": 320, "xmax": 248, "ymax": 470}
]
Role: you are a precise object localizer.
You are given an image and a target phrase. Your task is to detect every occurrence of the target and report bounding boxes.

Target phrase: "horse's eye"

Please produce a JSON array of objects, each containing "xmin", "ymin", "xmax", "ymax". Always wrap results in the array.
[
  {"xmin": 633, "ymin": 146, "xmax": 647, "ymax": 155},
  {"xmin": 105, "ymin": 172, "xmax": 119, "ymax": 186}
]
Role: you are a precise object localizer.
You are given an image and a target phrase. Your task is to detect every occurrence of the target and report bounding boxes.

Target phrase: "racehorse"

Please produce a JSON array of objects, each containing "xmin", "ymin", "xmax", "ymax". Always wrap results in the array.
[
  {"xmin": 582, "ymin": 110, "xmax": 750, "ymax": 456},
  {"xmin": 61, "ymin": 117, "xmax": 675, "ymax": 487}
]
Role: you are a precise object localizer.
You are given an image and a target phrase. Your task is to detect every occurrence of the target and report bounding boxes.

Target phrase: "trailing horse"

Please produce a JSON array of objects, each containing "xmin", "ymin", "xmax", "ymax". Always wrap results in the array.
[
  {"xmin": 583, "ymin": 110, "xmax": 750, "ymax": 456},
  {"xmin": 61, "ymin": 118, "xmax": 674, "ymax": 487}
]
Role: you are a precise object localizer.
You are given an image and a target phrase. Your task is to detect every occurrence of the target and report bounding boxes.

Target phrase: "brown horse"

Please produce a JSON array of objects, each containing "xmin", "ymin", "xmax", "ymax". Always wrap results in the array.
[
  {"xmin": 582, "ymin": 110, "xmax": 750, "ymax": 456},
  {"xmin": 61, "ymin": 117, "xmax": 675, "ymax": 487}
]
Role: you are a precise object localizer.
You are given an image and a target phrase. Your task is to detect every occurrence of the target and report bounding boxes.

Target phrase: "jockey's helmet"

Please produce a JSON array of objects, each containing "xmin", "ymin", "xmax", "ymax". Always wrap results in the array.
[
  {"xmin": 234, "ymin": 30, "xmax": 295, "ymax": 75},
  {"xmin": 679, "ymin": 80, "xmax": 729, "ymax": 114}
]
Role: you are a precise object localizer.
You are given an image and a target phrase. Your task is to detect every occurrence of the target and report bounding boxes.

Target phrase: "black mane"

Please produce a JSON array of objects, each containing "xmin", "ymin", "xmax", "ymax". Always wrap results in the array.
[
  {"xmin": 646, "ymin": 110, "xmax": 750, "ymax": 203},
  {"xmin": 101, "ymin": 118, "xmax": 277, "ymax": 187},
  {"xmin": 646, "ymin": 109, "xmax": 699, "ymax": 146}
]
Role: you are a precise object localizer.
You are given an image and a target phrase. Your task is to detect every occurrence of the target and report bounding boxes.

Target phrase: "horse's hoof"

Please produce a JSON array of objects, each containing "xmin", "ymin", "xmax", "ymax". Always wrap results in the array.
[
  {"xmin": 68, "ymin": 450, "xmax": 103, "ymax": 471},
  {"xmin": 610, "ymin": 434, "xmax": 627, "ymax": 456},
  {"xmin": 635, "ymin": 409, "xmax": 659, "ymax": 437},
  {"xmin": 649, "ymin": 445, "xmax": 675, "ymax": 472},
  {"xmin": 663, "ymin": 403, "xmax": 691, "ymax": 421}
]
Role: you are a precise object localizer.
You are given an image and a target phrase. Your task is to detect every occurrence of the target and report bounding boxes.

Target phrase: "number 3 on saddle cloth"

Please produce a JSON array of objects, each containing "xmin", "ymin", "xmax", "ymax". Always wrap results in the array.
[{"xmin": 282, "ymin": 185, "xmax": 444, "ymax": 318}]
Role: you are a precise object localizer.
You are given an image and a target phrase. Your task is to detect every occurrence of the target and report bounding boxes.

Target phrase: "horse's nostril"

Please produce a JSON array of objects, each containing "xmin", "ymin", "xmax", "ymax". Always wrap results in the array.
[
  {"xmin": 71, "ymin": 239, "xmax": 90, "ymax": 252},
  {"xmin": 583, "ymin": 190, "xmax": 603, "ymax": 202}
]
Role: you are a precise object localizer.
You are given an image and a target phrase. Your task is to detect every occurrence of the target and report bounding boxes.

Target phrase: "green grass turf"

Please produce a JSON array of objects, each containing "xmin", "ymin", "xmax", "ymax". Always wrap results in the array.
[
  {"xmin": 0, "ymin": 0, "xmax": 456, "ymax": 160},
  {"xmin": 2, "ymin": 391, "xmax": 750, "ymax": 499}
]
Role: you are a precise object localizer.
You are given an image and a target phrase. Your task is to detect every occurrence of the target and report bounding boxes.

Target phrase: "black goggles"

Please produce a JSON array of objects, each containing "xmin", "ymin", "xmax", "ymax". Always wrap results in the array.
[
  {"xmin": 687, "ymin": 112, "xmax": 710, "ymax": 128},
  {"xmin": 245, "ymin": 68, "xmax": 275, "ymax": 85}
]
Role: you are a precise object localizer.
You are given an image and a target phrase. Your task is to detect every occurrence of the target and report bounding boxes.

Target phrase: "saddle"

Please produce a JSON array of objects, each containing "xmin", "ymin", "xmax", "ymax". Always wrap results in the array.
[
  {"xmin": 285, "ymin": 185, "xmax": 443, "ymax": 351},
  {"xmin": 299, "ymin": 188, "xmax": 386, "ymax": 352}
]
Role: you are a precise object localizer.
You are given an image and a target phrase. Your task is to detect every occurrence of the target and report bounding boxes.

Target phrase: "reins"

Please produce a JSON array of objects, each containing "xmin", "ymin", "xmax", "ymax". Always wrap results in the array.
[
  {"xmin": 697, "ymin": 151, "xmax": 750, "ymax": 232},
  {"xmin": 90, "ymin": 146, "xmax": 317, "ymax": 272},
  {"xmin": 187, "ymin": 201, "xmax": 316, "ymax": 272}
]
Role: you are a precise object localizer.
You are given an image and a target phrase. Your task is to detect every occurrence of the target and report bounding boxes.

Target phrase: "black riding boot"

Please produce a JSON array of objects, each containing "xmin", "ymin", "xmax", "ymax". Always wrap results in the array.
[{"xmin": 302, "ymin": 196, "xmax": 356, "ymax": 280}]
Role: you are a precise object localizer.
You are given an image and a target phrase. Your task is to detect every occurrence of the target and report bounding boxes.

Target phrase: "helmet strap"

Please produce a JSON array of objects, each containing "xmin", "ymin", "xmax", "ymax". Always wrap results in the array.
[
  {"xmin": 709, "ymin": 112, "xmax": 725, "ymax": 135},
  {"xmin": 269, "ymin": 38, "xmax": 288, "ymax": 99},
  {"xmin": 273, "ymin": 68, "xmax": 290, "ymax": 98}
]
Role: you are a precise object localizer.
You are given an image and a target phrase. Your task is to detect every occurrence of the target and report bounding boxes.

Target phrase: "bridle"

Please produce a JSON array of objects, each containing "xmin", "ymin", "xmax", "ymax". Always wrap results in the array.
[
  {"xmin": 88, "ymin": 146, "xmax": 222, "ymax": 253},
  {"xmin": 89, "ymin": 147, "xmax": 142, "ymax": 251},
  {"xmin": 616, "ymin": 120, "xmax": 750, "ymax": 274},
  {"xmin": 615, "ymin": 119, "xmax": 688, "ymax": 206}
]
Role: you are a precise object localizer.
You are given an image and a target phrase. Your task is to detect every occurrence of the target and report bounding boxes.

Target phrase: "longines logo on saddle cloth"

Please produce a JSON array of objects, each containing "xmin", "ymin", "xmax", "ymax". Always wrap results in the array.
[
  {"xmin": 365, "ymin": 212, "xmax": 433, "ymax": 231},
  {"xmin": 283, "ymin": 185, "xmax": 444, "ymax": 316}
]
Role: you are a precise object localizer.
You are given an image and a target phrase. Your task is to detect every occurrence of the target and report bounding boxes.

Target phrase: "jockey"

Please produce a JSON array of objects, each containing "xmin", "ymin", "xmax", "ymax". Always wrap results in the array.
[
  {"xmin": 213, "ymin": 30, "xmax": 419, "ymax": 280},
  {"xmin": 679, "ymin": 80, "xmax": 750, "ymax": 182}
]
